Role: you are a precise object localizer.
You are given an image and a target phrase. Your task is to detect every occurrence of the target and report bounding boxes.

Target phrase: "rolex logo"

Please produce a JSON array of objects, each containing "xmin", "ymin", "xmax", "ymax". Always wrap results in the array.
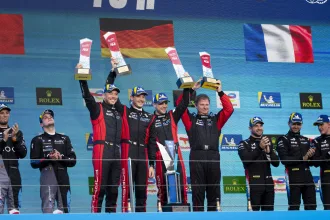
[
  {"xmin": 46, "ymin": 90, "xmax": 52, "ymax": 97},
  {"xmin": 36, "ymin": 88, "xmax": 62, "ymax": 106},
  {"xmin": 232, "ymin": 179, "xmax": 238, "ymax": 185},
  {"xmin": 308, "ymin": 95, "xmax": 313, "ymax": 102},
  {"xmin": 300, "ymin": 93, "xmax": 322, "ymax": 109}
]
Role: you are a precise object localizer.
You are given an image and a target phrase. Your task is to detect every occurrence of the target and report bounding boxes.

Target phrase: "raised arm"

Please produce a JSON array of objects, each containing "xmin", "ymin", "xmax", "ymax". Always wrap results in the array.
[
  {"xmin": 216, "ymin": 80, "xmax": 234, "ymax": 130},
  {"xmin": 172, "ymin": 88, "xmax": 191, "ymax": 124}
]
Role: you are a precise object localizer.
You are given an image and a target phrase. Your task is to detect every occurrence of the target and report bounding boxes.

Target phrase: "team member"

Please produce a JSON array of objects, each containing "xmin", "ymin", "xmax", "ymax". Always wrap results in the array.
[
  {"xmin": 78, "ymin": 63, "xmax": 122, "ymax": 213},
  {"xmin": 181, "ymin": 78, "xmax": 234, "ymax": 211},
  {"xmin": 238, "ymin": 117, "xmax": 279, "ymax": 211},
  {"xmin": 277, "ymin": 112, "xmax": 316, "ymax": 210},
  {"xmin": 30, "ymin": 109, "xmax": 76, "ymax": 214},
  {"xmin": 108, "ymin": 58, "xmax": 156, "ymax": 212},
  {"xmin": 0, "ymin": 104, "xmax": 26, "ymax": 213},
  {"xmin": 312, "ymin": 115, "xmax": 330, "ymax": 210},
  {"xmin": 148, "ymin": 88, "xmax": 192, "ymax": 207}
]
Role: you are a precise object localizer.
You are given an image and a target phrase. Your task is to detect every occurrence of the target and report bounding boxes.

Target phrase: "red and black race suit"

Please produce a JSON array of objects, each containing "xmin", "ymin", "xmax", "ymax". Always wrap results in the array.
[
  {"xmin": 181, "ymin": 91, "xmax": 233, "ymax": 211},
  {"xmin": 148, "ymin": 88, "xmax": 190, "ymax": 206},
  {"xmin": 80, "ymin": 80, "xmax": 122, "ymax": 213},
  {"xmin": 107, "ymin": 72, "xmax": 156, "ymax": 212}
]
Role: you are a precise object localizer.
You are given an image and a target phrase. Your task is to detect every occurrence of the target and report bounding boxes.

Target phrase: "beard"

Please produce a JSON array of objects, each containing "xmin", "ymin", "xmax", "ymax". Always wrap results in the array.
[
  {"xmin": 252, "ymin": 131, "xmax": 262, "ymax": 138},
  {"xmin": 0, "ymin": 120, "xmax": 8, "ymax": 126}
]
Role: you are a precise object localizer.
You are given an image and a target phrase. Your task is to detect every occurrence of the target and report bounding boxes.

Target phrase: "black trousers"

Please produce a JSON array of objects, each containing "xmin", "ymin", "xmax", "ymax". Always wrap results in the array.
[
  {"xmin": 189, "ymin": 150, "xmax": 220, "ymax": 211},
  {"xmin": 250, "ymin": 186, "xmax": 274, "ymax": 211},
  {"xmin": 288, "ymin": 183, "xmax": 316, "ymax": 210}
]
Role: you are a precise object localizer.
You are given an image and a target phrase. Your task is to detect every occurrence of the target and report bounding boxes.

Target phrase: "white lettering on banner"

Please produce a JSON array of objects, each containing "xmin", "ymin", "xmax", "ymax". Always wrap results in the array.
[{"xmin": 93, "ymin": 0, "xmax": 155, "ymax": 10}]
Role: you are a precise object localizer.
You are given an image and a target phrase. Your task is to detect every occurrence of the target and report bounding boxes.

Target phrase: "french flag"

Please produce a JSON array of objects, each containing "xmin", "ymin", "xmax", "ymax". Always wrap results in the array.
[{"xmin": 244, "ymin": 24, "xmax": 314, "ymax": 63}]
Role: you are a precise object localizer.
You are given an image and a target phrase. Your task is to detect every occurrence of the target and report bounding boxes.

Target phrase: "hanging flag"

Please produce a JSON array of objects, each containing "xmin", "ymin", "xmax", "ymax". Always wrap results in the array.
[
  {"xmin": 0, "ymin": 14, "xmax": 24, "ymax": 54},
  {"xmin": 100, "ymin": 18, "xmax": 174, "ymax": 59},
  {"xmin": 243, "ymin": 24, "xmax": 313, "ymax": 63}
]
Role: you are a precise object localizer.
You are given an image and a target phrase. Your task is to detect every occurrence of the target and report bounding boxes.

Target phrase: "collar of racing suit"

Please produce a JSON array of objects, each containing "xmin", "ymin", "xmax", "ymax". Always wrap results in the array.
[
  {"xmin": 288, "ymin": 130, "xmax": 301, "ymax": 137},
  {"xmin": 43, "ymin": 131, "xmax": 58, "ymax": 137},
  {"xmin": 249, "ymin": 135, "xmax": 261, "ymax": 143},
  {"xmin": 154, "ymin": 111, "xmax": 168, "ymax": 119},
  {"xmin": 130, "ymin": 106, "xmax": 144, "ymax": 114},
  {"xmin": 321, "ymin": 134, "xmax": 330, "ymax": 139},
  {"xmin": 102, "ymin": 101, "xmax": 116, "ymax": 110}
]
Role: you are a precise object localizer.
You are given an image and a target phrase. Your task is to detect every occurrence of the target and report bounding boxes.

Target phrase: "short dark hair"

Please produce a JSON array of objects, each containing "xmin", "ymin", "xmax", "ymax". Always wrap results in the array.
[{"xmin": 195, "ymin": 94, "xmax": 210, "ymax": 105}]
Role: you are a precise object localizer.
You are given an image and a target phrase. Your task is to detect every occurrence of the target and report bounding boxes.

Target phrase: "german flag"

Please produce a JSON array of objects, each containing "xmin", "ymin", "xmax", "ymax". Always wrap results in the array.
[
  {"xmin": 100, "ymin": 18, "xmax": 174, "ymax": 59},
  {"xmin": 0, "ymin": 14, "xmax": 24, "ymax": 55}
]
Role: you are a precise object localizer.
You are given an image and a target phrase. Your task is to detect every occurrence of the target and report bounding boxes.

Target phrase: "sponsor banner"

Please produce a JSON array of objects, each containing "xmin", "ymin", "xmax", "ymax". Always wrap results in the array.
[
  {"xmin": 264, "ymin": 134, "xmax": 282, "ymax": 151},
  {"xmin": 128, "ymin": 89, "xmax": 153, "ymax": 106},
  {"xmin": 36, "ymin": 88, "xmax": 62, "ymax": 105},
  {"xmin": 173, "ymin": 90, "xmax": 195, "ymax": 108},
  {"xmin": 85, "ymin": 133, "xmax": 94, "ymax": 151},
  {"xmin": 83, "ymin": 88, "xmax": 103, "ymax": 106},
  {"xmin": 223, "ymin": 176, "xmax": 246, "ymax": 194},
  {"xmin": 0, "ymin": 87, "xmax": 14, "ymax": 104},
  {"xmin": 273, "ymin": 176, "xmax": 286, "ymax": 193},
  {"xmin": 147, "ymin": 177, "xmax": 158, "ymax": 195},
  {"xmin": 178, "ymin": 133, "xmax": 190, "ymax": 152},
  {"xmin": 220, "ymin": 134, "xmax": 242, "ymax": 151},
  {"xmin": 300, "ymin": 93, "xmax": 322, "ymax": 109},
  {"xmin": 187, "ymin": 176, "xmax": 192, "ymax": 194},
  {"xmin": 258, "ymin": 92, "xmax": 281, "ymax": 108},
  {"xmin": 217, "ymin": 91, "xmax": 240, "ymax": 109},
  {"xmin": 88, "ymin": 176, "xmax": 94, "ymax": 195},
  {"xmin": 314, "ymin": 176, "xmax": 320, "ymax": 193}
]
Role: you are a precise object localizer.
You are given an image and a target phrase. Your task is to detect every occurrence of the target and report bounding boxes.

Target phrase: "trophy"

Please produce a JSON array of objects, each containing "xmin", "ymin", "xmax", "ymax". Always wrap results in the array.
[
  {"xmin": 157, "ymin": 141, "xmax": 190, "ymax": 212},
  {"xmin": 199, "ymin": 52, "xmax": 220, "ymax": 90},
  {"xmin": 165, "ymin": 47, "xmax": 194, "ymax": 89},
  {"xmin": 103, "ymin": 32, "xmax": 132, "ymax": 76},
  {"xmin": 75, "ymin": 38, "xmax": 93, "ymax": 80}
]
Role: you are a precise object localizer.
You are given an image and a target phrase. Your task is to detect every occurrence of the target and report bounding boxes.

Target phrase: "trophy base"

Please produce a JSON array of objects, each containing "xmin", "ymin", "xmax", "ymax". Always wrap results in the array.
[
  {"xmin": 75, "ymin": 68, "xmax": 92, "ymax": 80},
  {"xmin": 201, "ymin": 77, "xmax": 219, "ymax": 91},
  {"xmin": 176, "ymin": 77, "xmax": 195, "ymax": 89},
  {"xmin": 162, "ymin": 203, "xmax": 191, "ymax": 212},
  {"xmin": 115, "ymin": 64, "xmax": 132, "ymax": 76}
]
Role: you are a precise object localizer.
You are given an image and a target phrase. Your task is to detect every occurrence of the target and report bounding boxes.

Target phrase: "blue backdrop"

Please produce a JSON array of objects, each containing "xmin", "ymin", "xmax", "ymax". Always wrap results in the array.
[{"xmin": 0, "ymin": 0, "xmax": 330, "ymax": 213}]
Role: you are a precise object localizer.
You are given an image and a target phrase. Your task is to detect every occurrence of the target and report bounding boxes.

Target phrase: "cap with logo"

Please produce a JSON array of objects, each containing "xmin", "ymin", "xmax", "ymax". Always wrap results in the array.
[
  {"xmin": 289, "ymin": 112, "xmax": 303, "ymax": 124},
  {"xmin": 0, "ymin": 104, "xmax": 11, "ymax": 112},
  {"xmin": 153, "ymin": 93, "xmax": 170, "ymax": 104},
  {"xmin": 39, "ymin": 109, "xmax": 54, "ymax": 123},
  {"xmin": 103, "ymin": 84, "xmax": 120, "ymax": 93},
  {"xmin": 131, "ymin": 86, "xmax": 148, "ymax": 96},
  {"xmin": 313, "ymin": 115, "xmax": 330, "ymax": 126},
  {"xmin": 249, "ymin": 116, "xmax": 264, "ymax": 127}
]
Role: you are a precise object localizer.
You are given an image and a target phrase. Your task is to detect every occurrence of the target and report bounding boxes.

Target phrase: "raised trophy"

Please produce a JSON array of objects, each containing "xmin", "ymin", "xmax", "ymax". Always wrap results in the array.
[
  {"xmin": 75, "ymin": 38, "xmax": 93, "ymax": 80},
  {"xmin": 103, "ymin": 32, "xmax": 132, "ymax": 76},
  {"xmin": 199, "ymin": 52, "xmax": 220, "ymax": 90},
  {"xmin": 165, "ymin": 47, "xmax": 194, "ymax": 89},
  {"xmin": 157, "ymin": 141, "xmax": 190, "ymax": 212}
]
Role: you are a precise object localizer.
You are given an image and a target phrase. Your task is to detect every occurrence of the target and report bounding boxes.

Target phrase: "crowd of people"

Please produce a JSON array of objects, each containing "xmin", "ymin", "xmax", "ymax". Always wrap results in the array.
[{"xmin": 0, "ymin": 59, "xmax": 329, "ymax": 214}]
